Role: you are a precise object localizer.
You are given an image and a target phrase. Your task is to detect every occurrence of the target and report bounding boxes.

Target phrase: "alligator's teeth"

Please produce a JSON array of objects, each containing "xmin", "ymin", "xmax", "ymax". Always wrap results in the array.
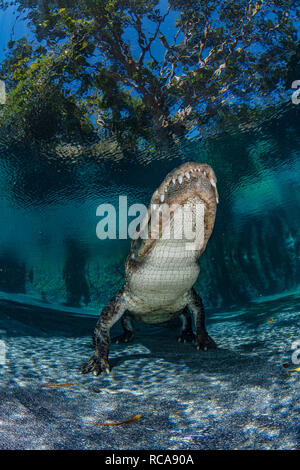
[
  {"xmin": 210, "ymin": 178, "xmax": 216, "ymax": 188},
  {"xmin": 152, "ymin": 204, "xmax": 157, "ymax": 211},
  {"xmin": 190, "ymin": 168, "xmax": 194, "ymax": 172},
  {"xmin": 216, "ymin": 196, "xmax": 219, "ymax": 204},
  {"xmin": 197, "ymin": 168, "xmax": 201, "ymax": 172},
  {"xmin": 160, "ymin": 194, "xmax": 165, "ymax": 202},
  {"xmin": 203, "ymin": 171, "xmax": 207, "ymax": 176},
  {"xmin": 172, "ymin": 178, "xmax": 176, "ymax": 184},
  {"xmin": 178, "ymin": 175, "xmax": 183, "ymax": 184},
  {"xmin": 164, "ymin": 187, "xmax": 168, "ymax": 192},
  {"xmin": 184, "ymin": 171, "xmax": 190, "ymax": 179}
]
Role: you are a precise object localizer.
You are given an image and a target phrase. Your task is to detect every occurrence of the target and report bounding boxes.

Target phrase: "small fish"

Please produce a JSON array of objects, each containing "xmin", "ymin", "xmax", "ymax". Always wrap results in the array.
[
  {"xmin": 268, "ymin": 317, "xmax": 274, "ymax": 323},
  {"xmin": 199, "ymin": 396, "xmax": 217, "ymax": 401},
  {"xmin": 92, "ymin": 414, "xmax": 142, "ymax": 426},
  {"xmin": 286, "ymin": 367, "xmax": 300, "ymax": 376},
  {"xmin": 43, "ymin": 383, "xmax": 74, "ymax": 388}
]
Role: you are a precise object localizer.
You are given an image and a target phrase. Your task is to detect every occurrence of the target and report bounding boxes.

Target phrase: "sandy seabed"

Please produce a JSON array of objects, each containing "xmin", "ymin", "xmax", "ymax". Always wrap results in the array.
[{"xmin": 0, "ymin": 294, "xmax": 299, "ymax": 450}]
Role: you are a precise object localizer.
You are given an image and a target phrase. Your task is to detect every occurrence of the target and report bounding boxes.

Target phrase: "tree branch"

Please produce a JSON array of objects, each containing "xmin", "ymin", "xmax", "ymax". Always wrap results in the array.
[{"xmin": 138, "ymin": 5, "xmax": 171, "ymax": 67}]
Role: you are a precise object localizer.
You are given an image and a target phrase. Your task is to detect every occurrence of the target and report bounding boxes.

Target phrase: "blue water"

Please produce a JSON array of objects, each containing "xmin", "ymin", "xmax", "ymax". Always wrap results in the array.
[
  {"xmin": 0, "ymin": 108, "xmax": 299, "ymax": 311},
  {"xmin": 0, "ymin": 108, "xmax": 299, "ymax": 450},
  {"xmin": 0, "ymin": 3, "xmax": 299, "ymax": 451}
]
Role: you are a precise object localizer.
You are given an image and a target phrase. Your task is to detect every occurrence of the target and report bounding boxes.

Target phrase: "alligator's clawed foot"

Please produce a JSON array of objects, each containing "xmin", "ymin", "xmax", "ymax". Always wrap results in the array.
[
  {"xmin": 195, "ymin": 333, "xmax": 217, "ymax": 351},
  {"xmin": 177, "ymin": 330, "xmax": 196, "ymax": 343},
  {"xmin": 81, "ymin": 355, "xmax": 111, "ymax": 376},
  {"xmin": 111, "ymin": 332, "xmax": 134, "ymax": 344}
]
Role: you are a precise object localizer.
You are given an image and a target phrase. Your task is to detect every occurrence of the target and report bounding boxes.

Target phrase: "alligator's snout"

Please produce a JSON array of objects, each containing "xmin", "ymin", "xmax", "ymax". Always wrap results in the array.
[
  {"xmin": 151, "ymin": 162, "xmax": 219, "ymax": 208},
  {"xmin": 128, "ymin": 162, "xmax": 219, "ymax": 263}
]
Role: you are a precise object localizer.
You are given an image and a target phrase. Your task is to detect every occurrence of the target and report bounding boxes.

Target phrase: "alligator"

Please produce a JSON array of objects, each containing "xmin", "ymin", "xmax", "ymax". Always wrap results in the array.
[{"xmin": 82, "ymin": 162, "xmax": 218, "ymax": 376}]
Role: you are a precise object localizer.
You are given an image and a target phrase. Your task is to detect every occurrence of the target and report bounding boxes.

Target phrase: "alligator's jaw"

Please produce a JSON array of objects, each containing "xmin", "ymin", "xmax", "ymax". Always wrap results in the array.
[
  {"xmin": 124, "ymin": 162, "xmax": 218, "ymax": 319},
  {"xmin": 152, "ymin": 162, "xmax": 218, "ymax": 208},
  {"xmin": 127, "ymin": 162, "xmax": 218, "ymax": 263}
]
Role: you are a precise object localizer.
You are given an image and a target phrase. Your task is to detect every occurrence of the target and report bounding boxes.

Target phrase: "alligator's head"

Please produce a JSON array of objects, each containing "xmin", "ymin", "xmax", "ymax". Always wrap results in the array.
[{"xmin": 126, "ymin": 162, "xmax": 218, "ymax": 269}]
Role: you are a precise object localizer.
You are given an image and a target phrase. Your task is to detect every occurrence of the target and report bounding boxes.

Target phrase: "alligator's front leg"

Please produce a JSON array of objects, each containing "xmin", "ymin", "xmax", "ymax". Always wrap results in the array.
[
  {"xmin": 177, "ymin": 307, "xmax": 195, "ymax": 343},
  {"xmin": 188, "ymin": 288, "xmax": 217, "ymax": 351},
  {"xmin": 81, "ymin": 289, "xmax": 127, "ymax": 375}
]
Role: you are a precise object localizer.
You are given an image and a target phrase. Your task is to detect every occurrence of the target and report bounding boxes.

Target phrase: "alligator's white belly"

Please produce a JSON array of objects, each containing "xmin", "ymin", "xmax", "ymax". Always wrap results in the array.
[
  {"xmin": 127, "ymin": 238, "xmax": 200, "ymax": 316},
  {"xmin": 126, "ymin": 199, "xmax": 205, "ymax": 321}
]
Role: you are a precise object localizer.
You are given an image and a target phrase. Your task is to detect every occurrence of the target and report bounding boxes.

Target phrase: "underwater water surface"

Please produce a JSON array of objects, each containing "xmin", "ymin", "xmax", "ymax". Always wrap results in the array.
[
  {"xmin": 0, "ymin": 107, "xmax": 299, "ymax": 450},
  {"xmin": 0, "ymin": 107, "xmax": 299, "ymax": 311}
]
